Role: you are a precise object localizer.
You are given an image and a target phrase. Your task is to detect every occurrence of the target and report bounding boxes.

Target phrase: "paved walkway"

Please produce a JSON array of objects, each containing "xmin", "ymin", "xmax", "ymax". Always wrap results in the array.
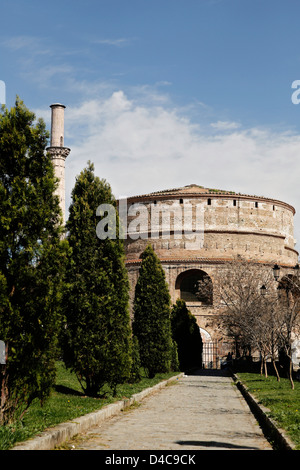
[{"xmin": 67, "ymin": 369, "xmax": 272, "ymax": 451}]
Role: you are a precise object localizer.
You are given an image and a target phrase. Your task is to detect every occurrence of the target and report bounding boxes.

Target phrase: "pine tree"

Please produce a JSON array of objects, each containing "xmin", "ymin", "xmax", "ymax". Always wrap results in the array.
[
  {"xmin": 132, "ymin": 244, "xmax": 173, "ymax": 378},
  {"xmin": 0, "ymin": 98, "xmax": 68, "ymax": 424},
  {"xmin": 63, "ymin": 162, "xmax": 132, "ymax": 396},
  {"xmin": 171, "ymin": 299, "xmax": 203, "ymax": 371}
]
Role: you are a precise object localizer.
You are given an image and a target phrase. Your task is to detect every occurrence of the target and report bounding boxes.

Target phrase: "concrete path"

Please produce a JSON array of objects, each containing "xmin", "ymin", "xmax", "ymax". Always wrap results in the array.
[{"xmin": 68, "ymin": 369, "xmax": 272, "ymax": 451}]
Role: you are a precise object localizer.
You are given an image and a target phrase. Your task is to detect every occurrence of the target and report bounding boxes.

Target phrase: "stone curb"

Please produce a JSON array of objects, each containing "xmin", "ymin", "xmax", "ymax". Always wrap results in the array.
[
  {"xmin": 11, "ymin": 373, "xmax": 184, "ymax": 451},
  {"xmin": 232, "ymin": 373, "xmax": 296, "ymax": 451}
]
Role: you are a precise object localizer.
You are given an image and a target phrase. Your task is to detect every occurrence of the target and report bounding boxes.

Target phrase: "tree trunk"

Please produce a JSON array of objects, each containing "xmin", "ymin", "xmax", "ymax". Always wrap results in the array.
[
  {"xmin": 264, "ymin": 358, "xmax": 268, "ymax": 378},
  {"xmin": 288, "ymin": 357, "xmax": 294, "ymax": 390},
  {"xmin": 272, "ymin": 358, "xmax": 280, "ymax": 382},
  {"xmin": 0, "ymin": 344, "xmax": 9, "ymax": 425}
]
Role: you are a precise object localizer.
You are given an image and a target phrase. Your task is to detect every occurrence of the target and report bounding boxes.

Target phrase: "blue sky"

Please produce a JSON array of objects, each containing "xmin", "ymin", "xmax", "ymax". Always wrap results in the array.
[{"xmin": 2, "ymin": 0, "xmax": 300, "ymax": 246}]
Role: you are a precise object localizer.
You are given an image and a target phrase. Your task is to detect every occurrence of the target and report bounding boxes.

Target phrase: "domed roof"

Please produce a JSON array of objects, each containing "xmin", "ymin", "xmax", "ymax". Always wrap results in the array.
[
  {"xmin": 124, "ymin": 184, "xmax": 295, "ymax": 214},
  {"xmin": 146, "ymin": 184, "xmax": 236, "ymax": 196}
]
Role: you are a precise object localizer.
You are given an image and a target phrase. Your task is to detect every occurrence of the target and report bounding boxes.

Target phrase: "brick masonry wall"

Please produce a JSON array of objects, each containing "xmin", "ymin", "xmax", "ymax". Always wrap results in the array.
[{"xmin": 124, "ymin": 195, "xmax": 297, "ymax": 265}]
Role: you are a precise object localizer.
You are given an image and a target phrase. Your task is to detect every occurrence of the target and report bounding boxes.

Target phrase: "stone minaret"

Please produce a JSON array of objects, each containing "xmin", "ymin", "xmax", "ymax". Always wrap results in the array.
[{"xmin": 46, "ymin": 104, "xmax": 70, "ymax": 225}]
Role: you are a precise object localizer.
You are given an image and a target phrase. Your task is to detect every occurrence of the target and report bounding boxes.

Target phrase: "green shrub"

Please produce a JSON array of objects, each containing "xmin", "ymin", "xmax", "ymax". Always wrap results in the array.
[
  {"xmin": 133, "ymin": 245, "xmax": 173, "ymax": 378},
  {"xmin": 171, "ymin": 299, "xmax": 202, "ymax": 371}
]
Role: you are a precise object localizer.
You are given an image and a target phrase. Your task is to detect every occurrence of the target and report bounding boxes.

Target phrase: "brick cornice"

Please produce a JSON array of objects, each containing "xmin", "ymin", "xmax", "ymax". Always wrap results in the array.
[
  {"xmin": 122, "ymin": 192, "xmax": 295, "ymax": 215},
  {"xmin": 125, "ymin": 258, "xmax": 297, "ymax": 268}
]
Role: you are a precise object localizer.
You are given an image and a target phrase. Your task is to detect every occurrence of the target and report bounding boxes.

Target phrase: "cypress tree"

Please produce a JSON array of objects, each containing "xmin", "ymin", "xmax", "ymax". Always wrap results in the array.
[
  {"xmin": 171, "ymin": 299, "xmax": 203, "ymax": 371},
  {"xmin": 129, "ymin": 336, "xmax": 141, "ymax": 383},
  {"xmin": 132, "ymin": 244, "xmax": 173, "ymax": 378},
  {"xmin": 63, "ymin": 162, "xmax": 132, "ymax": 396},
  {"xmin": 0, "ymin": 98, "xmax": 68, "ymax": 424}
]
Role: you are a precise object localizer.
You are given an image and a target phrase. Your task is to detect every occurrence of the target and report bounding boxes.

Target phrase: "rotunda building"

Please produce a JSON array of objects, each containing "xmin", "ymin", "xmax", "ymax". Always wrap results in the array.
[{"xmin": 121, "ymin": 184, "xmax": 298, "ymax": 366}]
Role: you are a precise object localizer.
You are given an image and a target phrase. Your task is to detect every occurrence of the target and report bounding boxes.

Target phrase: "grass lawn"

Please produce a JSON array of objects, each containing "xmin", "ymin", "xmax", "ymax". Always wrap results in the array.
[
  {"xmin": 237, "ymin": 372, "xmax": 300, "ymax": 450},
  {"xmin": 0, "ymin": 361, "xmax": 180, "ymax": 450}
]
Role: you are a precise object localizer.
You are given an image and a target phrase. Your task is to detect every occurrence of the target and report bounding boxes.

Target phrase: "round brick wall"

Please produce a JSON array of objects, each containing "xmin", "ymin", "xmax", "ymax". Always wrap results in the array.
[{"xmin": 120, "ymin": 184, "xmax": 298, "ymax": 358}]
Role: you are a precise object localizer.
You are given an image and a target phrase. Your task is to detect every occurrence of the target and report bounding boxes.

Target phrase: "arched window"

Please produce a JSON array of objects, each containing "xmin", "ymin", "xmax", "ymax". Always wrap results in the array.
[{"xmin": 176, "ymin": 269, "xmax": 213, "ymax": 305}]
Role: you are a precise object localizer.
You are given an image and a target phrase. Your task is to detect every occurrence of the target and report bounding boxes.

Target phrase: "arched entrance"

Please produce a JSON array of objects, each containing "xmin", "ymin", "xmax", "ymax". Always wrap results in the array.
[
  {"xmin": 200, "ymin": 328, "xmax": 215, "ymax": 369},
  {"xmin": 200, "ymin": 328, "xmax": 229, "ymax": 369}
]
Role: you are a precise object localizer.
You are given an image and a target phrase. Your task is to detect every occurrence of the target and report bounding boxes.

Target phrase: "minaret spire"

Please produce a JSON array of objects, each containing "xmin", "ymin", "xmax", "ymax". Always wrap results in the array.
[{"xmin": 46, "ymin": 103, "xmax": 70, "ymax": 226}]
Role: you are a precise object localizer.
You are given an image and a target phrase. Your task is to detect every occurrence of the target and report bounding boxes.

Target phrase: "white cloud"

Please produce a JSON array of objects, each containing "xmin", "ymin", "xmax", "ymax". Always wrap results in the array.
[
  {"xmin": 210, "ymin": 120, "xmax": 241, "ymax": 130},
  {"xmin": 2, "ymin": 35, "xmax": 50, "ymax": 54},
  {"xmin": 92, "ymin": 38, "xmax": 135, "ymax": 47},
  {"xmin": 44, "ymin": 89, "xmax": 300, "ymax": 248}
]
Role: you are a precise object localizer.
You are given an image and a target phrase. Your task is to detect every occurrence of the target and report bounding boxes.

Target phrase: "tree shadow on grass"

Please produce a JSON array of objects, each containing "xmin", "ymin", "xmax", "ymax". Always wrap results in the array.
[
  {"xmin": 54, "ymin": 384, "xmax": 109, "ymax": 399},
  {"xmin": 54, "ymin": 384, "xmax": 84, "ymax": 397}
]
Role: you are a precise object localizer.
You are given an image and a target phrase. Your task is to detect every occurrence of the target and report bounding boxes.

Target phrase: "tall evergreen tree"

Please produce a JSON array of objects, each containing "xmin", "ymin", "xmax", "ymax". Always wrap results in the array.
[
  {"xmin": 0, "ymin": 98, "xmax": 68, "ymax": 424},
  {"xmin": 171, "ymin": 299, "xmax": 202, "ymax": 371},
  {"xmin": 63, "ymin": 162, "xmax": 132, "ymax": 396},
  {"xmin": 132, "ymin": 244, "xmax": 173, "ymax": 378}
]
